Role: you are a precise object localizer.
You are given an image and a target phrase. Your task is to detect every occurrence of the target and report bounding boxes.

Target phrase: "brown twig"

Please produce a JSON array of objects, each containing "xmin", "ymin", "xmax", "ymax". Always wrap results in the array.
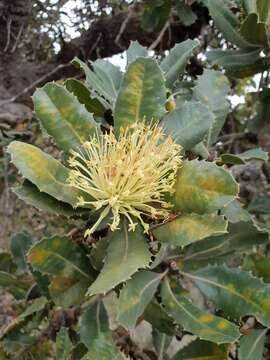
[
  {"xmin": 149, "ymin": 21, "xmax": 170, "ymax": 50},
  {"xmin": 0, "ymin": 63, "xmax": 71, "ymax": 106}
]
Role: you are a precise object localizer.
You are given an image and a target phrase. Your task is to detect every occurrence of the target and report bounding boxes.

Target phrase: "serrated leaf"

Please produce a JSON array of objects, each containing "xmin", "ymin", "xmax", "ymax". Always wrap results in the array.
[
  {"xmin": 114, "ymin": 57, "xmax": 166, "ymax": 135},
  {"xmin": 92, "ymin": 59, "xmax": 122, "ymax": 96},
  {"xmin": 8, "ymin": 141, "xmax": 90, "ymax": 208},
  {"xmin": 81, "ymin": 333, "xmax": 128, "ymax": 360},
  {"xmin": 238, "ymin": 329, "xmax": 267, "ymax": 360},
  {"xmin": 65, "ymin": 78, "xmax": 106, "ymax": 116},
  {"xmin": 161, "ymin": 278, "xmax": 240, "ymax": 343},
  {"xmin": 118, "ymin": 270, "xmax": 163, "ymax": 331},
  {"xmin": 73, "ymin": 57, "xmax": 117, "ymax": 106},
  {"xmin": 172, "ymin": 160, "xmax": 239, "ymax": 214},
  {"xmin": 242, "ymin": 254, "xmax": 270, "ymax": 283},
  {"xmin": 182, "ymin": 221, "xmax": 268, "ymax": 271},
  {"xmin": 221, "ymin": 199, "xmax": 251, "ymax": 223},
  {"xmin": 206, "ymin": 0, "xmax": 256, "ymax": 48},
  {"xmin": 185, "ymin": 265, "xmax": 270, "ymax": 327},
  {"xmin": 126, "ymin": 41, "xmax": 148, "ymax": 65},
  {"xmin": 153, "ymin": 214, "xmax": 227, "ymax": 248},
  {"xmin": 13, "ymin": 180, "xmax": 81, "ymax": 217},
  {"xmin": 33, "ymin": 83, "xmax": 98, "ymax": 153},
  {"xmin": 161, "ymin": 101, "xmax": 214, "ymax": 150},
  {"xmin": 161, "ymin": 40, "xmax": 199, "ymax": 88},
  {"xmin": 172, "ymin": 339, "xmax": 229, "ymax": 359},
  {"xmin": 10, "ymin": 231, "xmax": 33, "ymax": 271},
  {"xmin": 79, "ymin": 300, "xmax": 109, "ymax": 350},
  {"xmin": 87, "ymin": 223, "xmax": 151, "ymax": 296},
  {"xmin": 193, "ymin": 69, "xmax": 230, "ymax": 146},
  {"xmin": 28, "ymin": 236, "xmax": 94, "ymax": 306},
  {"xmin": 55, "ymin": 327, "xmax": 72, "ymax": 360}
]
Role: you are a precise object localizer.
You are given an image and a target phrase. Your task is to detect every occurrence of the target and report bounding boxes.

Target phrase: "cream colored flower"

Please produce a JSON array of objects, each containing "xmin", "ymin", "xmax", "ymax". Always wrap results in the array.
[{"xmin": 68, "ymin": 122, "xmax": 181, "ymax": 236}]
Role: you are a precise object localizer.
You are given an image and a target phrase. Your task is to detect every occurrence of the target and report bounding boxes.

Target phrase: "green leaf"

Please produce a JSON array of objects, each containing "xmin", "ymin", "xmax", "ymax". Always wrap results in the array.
[
  {"xmin": 242, "ymin": 254, "xmax": 270, "ymax": 283},
  {"xmin": 126, "ymin": 41, "xmax": 148, "ymax": 65},
  {"xmin": 193, "ymin": 69, "xmax": 230, "ymax": 146},
  {"xmin": 238, "ymin": 329, "xmax": 267, "ymax": 360},
  {"xmin": 114, "ymin": 58, "xmax": 166, "ymax": 135},
  {"xmin": 161, "ymin": 278, "xmax": 240, "ymax": 343},
  {"xmin": 144, "ymin": 301, "xmax": 175, "ymax": 335},
  {"xmin": 79, "ymin": 300, "xmax": 109, "ymax": 350},
  {"xmin": 28, "ymin": 236, "xmax": 94, "ymax": 306},
  {"xmin": 182, "ymin": 221, "xmax": 269, "ymax": 271},
  {"xmin": 175, "ymin": 0, "xmax": 198, "ymax": 26},
  {"xmin": 117, "ymin": 270, "xmax": 163, "ymax": 331},
  {"xmin": 240, "ymin": 13, "xmax": 268, "ymax": 47},
  {"xmin": 257, "ymin": 0, "xmax": 270, "ymax": 22},
  {"xmin": 65, "ymin": 78, "xmax": 106, "ymax": 117},
  {"xmin": 0, "ymin": 253, "xmax": 16, "ymax": 273},
  {"xmin": 221, "ymin": 200, "xmax": 251, "ymax": 223},
  {"xmin": 10, "ymin": 231, "xmax": 33, "ymax": 271},
  {"xmin": 89, "ymin": 236, "xmax": 110, "ymax": 271},
  {"xmin": 153, "ymin": 330, "xmax": 172, "ymax": 360},
  {"xmin": 8, "ymin": 141, "xmax": 89, "ymax": 208},
  {"xmin": 87, "ymin": 223, "xmax": 151, "ymax": 296},
  {"xmin": 206, "ymin": 0, "xmax": 255, "ymax": 48},
  {"xmin": 0, "ymin": 271, "xmax": 29, "ymax": 299},
  {"xmin": 172, "ymin": 339, "xmax": 229, "ymax": 359},
  {"xmin": 172, "ymin": 160, "xmax": 239, "ymax": 214},
  {"xmin": 142, "ymin": 0, "xmax": 171, "ymax": 32},
  {"xmin": 161, "ymin": 40, "xmax": 199, "ymax": 88},
  {"xmin": 17, "ymin": 296, "xmax": 47, "ymax": 322},
  {"xmin": 33, "ymin": 83, "xmax": 98, "ymax": 153},
  {"xmin": 249, "ymin": 88, "xmax": 270, "ymax": 133},
  {"xmin": 185, "ymin": 265, "xmax": 270, "ymax": 327},
  {"xmin": 13, "ymin": 180, "xmax": 81, "ymax": 217},
  {"xmin": 248, "ymin": 195, "xmax": 270, "ymax": 214},
  {"xmin": 92, "ymin": 59, "xmax": 122, "ymax": 96},
  {"xmin": 81, "ymin": 333, "xmax": 128, "ymax": 360},
  {"xmin": 73, "ymin": 57, "xmax": 118, "ymax": 106},
  {"xmin": 161, "ymin": 101, "xmax": 214, "ymax": 150},
  {"xmin": 153, "ymin": 214, "xmax": 227, "ymax": 248},
  {"xmin": 55, "ymin": 327, "xmax": 72, "ymax": 360},
  {"xmin": 220, "ymin": 148, "xmax": 269, "ymax": 164}
]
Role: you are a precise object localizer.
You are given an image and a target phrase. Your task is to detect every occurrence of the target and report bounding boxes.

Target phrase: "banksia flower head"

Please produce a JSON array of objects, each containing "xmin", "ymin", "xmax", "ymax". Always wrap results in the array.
[{"xmin": 68, "ymin": 122, "xmax": 182, "ymax": 236}]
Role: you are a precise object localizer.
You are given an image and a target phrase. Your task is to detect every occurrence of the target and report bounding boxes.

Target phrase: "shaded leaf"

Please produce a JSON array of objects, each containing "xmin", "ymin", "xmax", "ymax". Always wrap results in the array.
[
  {"xmin": 65, "ymin": 78, "xmax": 106, "ymax": 116},
  {"xmin": 55, "ymin": 327, "xmax": 72, "ymax": 360},
  {"xmin": 126, "ymin": 41, "xmax": 148, "ymax": 65},
  {"xmin": 13, "ymin": 180, "xmax": 80, "ymax": 217},
  {"xmin": 8, "ymin": 141, "xmax": 90, "ymax": 208},
  {"xmin": 0, "ymin": 271, "xmax": 29, "ymax": 299},
  {"xmin": 161, "ymin": 277, "xmax": 240, "ymax": 343},
  {"xmin": 248, "ymin": 88, "xmax": 270, "ymax": 133},
  {"xmin": 81, "ymin": 333, "xmax": 128, "ymax": 360},
  {"xmin": 33, "ymin": 83, "xmax": 98, "ymax": 153},
  {"xmin": 142, "ymin": 0, "xmax": 171, "ymax": 32},
  {"xmin": 186, "ymin": 265, "xmax": 270, "ymax": 327},
  {"xmin": 28, "ymin": 236, "xmax": 94, "ymax": 306},
  {"xmin": 240, "ymin": 13, "xmax": 268, "ymax": 47},
  {"xmin": 144, "ymin": 301, "xmax": 175, "ymax": 335},
  {"xmin": 242, "ymin": 254, "xmax": 270, "ymax": 283},
  {"xmin": 248, "ymin": 195, "xmax": 270, "ymax": 214},
  {"xmin": 10, "ymin": 231, "xmax": 33, "ymax": 271},
  {"xmin": 153, "ymin": 214, "xmax": 227, "ymax": 248},
  {"xmin": 193, "ymin": 69, "xmax": 230, "ymax": 146},
  {"xmin": 18, "ymin": 296, "xmax": 47, "ymax": 322},
  {"xmin": 238, "ymin": 329, "xmax": 266, "ymax": 360},
  {"xmin": 153, "ymin": 330, "xmax": 172, "ymax": 360},
  {"xmin": 172, "ymin": 160, "xmax": 239, "ymax": 214},
  {"xmin": 87, "ymin": 223, "xmax": 151, "ymax": 296},
  {"xmin": 161, "ymin": 101, "xmax": 214, "ymax": 150},
  {"xmin": 175, "ymin": 0, "xmax": 197, "ymax": 26},
  {"xmin": 114, "ymin": 58, "xmax": 166, "ymax": 135},
  {"xmin": 118, "ymin": 270, "xmax": 163, "ymax": 331},
  {"xmin": 0, "ymin": 253, "xmax": 16, "ymax": 273},
  {"xmin": 172, "ymin": 339, "xmax": 229, "ymax": 359},
  {"xmin": 220, "ymin": 148, "xmax": 269, "ymax": 164},
  {"xmin": 79, "ymin": 300, "xmax": 109, "ymax": 350},
  {"xmin": 161, "ymin": 40, "xmax": 199, "ymax": 88}
]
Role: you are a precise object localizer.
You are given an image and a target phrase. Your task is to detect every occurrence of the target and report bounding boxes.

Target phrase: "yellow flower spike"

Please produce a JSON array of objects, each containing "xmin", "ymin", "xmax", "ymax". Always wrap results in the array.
[{"xmin": 68, "ymin": 122, "xmax": 182, "ymax": 235}]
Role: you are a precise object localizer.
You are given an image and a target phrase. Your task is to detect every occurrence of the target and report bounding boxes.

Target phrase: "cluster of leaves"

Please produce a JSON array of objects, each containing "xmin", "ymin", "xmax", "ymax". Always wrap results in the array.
[{"xmin": 0, "ymin": 2, "xmax": 270, "ymax": 358}]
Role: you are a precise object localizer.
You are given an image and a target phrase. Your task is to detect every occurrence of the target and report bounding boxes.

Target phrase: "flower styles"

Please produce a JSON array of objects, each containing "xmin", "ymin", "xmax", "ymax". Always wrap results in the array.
[{"xmin": 68, "ymin": 122, "xmax": 182, "ymax": 236}]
